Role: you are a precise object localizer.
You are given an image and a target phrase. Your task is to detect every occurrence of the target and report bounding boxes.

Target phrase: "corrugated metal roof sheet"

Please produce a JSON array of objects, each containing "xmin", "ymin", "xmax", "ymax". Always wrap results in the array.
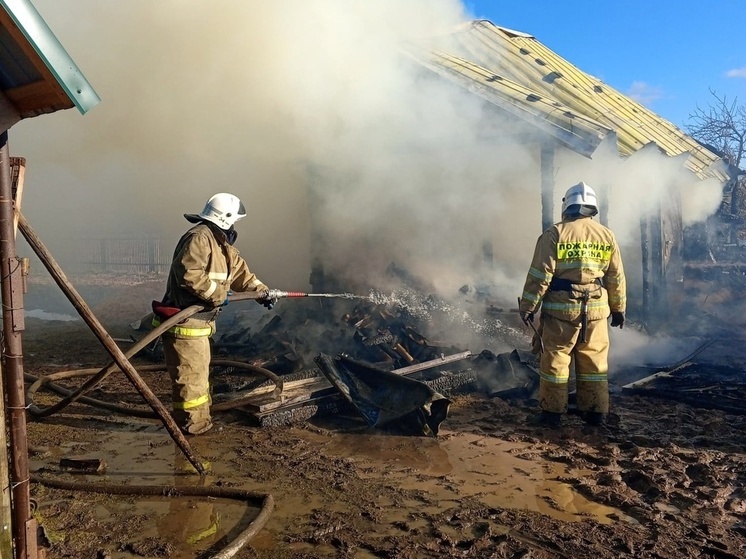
[
  {"xmin": 406, "ymin": 20, "xmax": 728, "ymax": 183},
  {"xmin": 403, "ymin": 45, "xmax": 613, "ymax": 158}
]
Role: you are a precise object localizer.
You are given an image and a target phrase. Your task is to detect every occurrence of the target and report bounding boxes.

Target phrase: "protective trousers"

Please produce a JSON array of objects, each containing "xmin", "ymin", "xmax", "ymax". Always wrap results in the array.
[
  {"xmin": 161, "ymin": 317, "xmax": 215, "ymax": 435},
  {"xmin": 536, "ymin": 313, "xmax": 610, "ymax": 414}
]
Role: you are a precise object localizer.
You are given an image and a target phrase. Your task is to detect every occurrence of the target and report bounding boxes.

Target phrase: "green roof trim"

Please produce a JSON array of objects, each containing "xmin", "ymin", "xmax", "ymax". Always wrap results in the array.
[{"xmin": 0, "ymin": 0, "xmax": 99, "ymax": 114}]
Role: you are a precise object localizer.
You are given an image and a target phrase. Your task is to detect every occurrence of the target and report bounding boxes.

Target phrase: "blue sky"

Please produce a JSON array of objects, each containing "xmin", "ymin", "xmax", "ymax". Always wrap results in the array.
[{"xmin": 465, "ymin": 1, "xmax": 746, "ymax": 129}]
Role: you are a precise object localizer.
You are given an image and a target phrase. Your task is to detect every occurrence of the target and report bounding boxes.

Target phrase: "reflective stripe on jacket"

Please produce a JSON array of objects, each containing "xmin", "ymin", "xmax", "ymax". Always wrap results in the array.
[
  {"xmin": 164, "ymin": 223, "xmax": 267, "ymax": 309},
  {"xmin": 519, "ymin": 216, "xmax": 626, "ymax": 322}
]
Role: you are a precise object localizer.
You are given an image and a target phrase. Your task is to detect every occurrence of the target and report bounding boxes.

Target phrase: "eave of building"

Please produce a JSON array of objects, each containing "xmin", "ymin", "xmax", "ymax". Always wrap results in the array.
[
  {"xmin": 0, "ymin": 0, "xmax": 99, "ymax": 118},
  {"xmin": 411, "ymin": 19, "xmax": 729, "ymax": 184}
]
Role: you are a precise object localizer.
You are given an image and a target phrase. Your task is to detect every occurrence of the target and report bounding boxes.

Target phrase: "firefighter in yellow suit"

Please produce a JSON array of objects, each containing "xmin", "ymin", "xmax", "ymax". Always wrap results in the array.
[
  {"xmin": 154, "ymin": 193, "xmax": 275, "ymax": 435},
  {"xmin": 518, "ymin": 182, "xmax": 626, "ymax": 427}
]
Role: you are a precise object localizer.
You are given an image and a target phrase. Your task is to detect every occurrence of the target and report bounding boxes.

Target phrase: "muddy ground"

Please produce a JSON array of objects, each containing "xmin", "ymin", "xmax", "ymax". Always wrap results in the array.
[{"xmin": 16, "ymin": 274, "xmax": 746, "ymax": 558}]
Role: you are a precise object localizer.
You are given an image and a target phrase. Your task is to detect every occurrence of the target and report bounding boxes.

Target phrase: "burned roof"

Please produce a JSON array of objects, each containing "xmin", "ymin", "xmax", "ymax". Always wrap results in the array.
[
  {"xmin": 0, "ymin": 0, "xmax": 99, "ymax": 118},
  {"xmin": 405, "ymin": 20, "xmax": 728, "ymax": 183}
]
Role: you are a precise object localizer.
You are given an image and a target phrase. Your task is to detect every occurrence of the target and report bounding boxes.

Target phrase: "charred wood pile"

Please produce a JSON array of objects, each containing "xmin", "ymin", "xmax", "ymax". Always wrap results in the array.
[
  {"xmin": 623, "ymin": 361, "xmax": 746, "ymax": 416},
  {"xmin": 201, "ymin": 283, "xmax": 537, "ymax": 429},
  {"xmin": 684, "ymin": 177, "xmax": 746, "ymax": 265}
]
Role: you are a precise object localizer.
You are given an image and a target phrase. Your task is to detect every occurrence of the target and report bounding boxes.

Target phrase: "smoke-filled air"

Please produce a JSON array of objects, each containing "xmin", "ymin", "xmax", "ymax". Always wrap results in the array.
[{"xmin": 12, "ymin": 0, "xmax": 723, "ymax": 326}]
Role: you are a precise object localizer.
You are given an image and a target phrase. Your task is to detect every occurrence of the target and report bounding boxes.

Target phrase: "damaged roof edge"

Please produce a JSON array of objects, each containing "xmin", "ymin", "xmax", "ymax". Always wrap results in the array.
[
  {"xmin": 0, "ymin": 0, "xmax": 99, "ymax": 114},
  {"xmin": 402, "ymin": 46, "xmax": 611, "ymax": 158}
]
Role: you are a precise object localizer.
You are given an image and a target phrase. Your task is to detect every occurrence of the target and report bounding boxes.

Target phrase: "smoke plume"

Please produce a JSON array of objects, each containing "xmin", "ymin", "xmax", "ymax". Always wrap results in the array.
[{"xmin": 12, "ymin": 1, "xmax": 725, "ymax": 356}]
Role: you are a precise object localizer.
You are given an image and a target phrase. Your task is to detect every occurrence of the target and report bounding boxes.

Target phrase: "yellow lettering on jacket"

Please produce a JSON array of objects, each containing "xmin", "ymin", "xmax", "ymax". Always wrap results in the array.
[{"xmin": 556, "ymin": 241, "xmax": 612, "ymax": 262}]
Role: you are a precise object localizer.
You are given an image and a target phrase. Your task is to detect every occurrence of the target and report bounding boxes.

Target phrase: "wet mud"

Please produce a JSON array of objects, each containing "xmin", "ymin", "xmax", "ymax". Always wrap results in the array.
[{"xmin": 20, "ymin": 278, "xmax": 746, "ymax": 558}]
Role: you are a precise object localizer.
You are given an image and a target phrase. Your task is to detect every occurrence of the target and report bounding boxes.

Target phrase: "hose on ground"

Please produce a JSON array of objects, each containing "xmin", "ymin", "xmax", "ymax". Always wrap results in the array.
[
  {"xmin": 31, "ymin": 474, "xmax": 274, "ymax": 559},
  {"xmin": 25, "ymin": 359, "xmax": 283, "ymax": 419},
  {"xmin": 26, "ymin": 304, "xmax": 203, "ymax": 418},
  {"xmin": 24, "ymin": 300, "xmax": 283, "ymax": 419}
]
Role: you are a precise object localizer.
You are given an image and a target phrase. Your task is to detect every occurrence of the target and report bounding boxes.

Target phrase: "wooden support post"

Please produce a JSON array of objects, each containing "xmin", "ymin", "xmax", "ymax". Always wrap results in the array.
[
  {"xmin": 0, "ymin": 363, "xmax": 13, "ymax": 559},
  {"xmin": 650, "ymin": 199, "xmax": 667, "ymax": 329},
  {"xmin": 598, "ymin": 182, "xmax": 610, "ymax": 227},
  {"xmin": 0, "ymin": 132, "xmax": 37, "ymax": 559},
  {"xmin": 10, "ymin": 157, "xmax": 24, "ymax": 238},
  {"xmin": 540, "ymin": 142, "xmax": 555, "ymax": 231},
  {"xmin": 640, "ymin": 215, "xmax": 651, "ymax": 331}
]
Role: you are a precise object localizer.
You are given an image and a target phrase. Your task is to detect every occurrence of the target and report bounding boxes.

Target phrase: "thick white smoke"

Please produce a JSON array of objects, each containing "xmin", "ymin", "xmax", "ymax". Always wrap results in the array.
[{"xmin": 11, "ymin": 0, "xmax": 725, "ymax": 323}]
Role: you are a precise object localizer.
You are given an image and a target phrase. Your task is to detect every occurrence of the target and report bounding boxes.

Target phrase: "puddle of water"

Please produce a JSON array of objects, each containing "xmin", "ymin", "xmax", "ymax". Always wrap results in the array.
[
  {"xmin": 318, "ymin": 428, "xmax": 629, "ymax": 525},
  {"xmin": 25, "ymin": 309, "xmax": 79, "ymax": 321},
  {"xmin": 32, "ymin": 429, "xmax": 259, "ymax": 559},
  {"xmin": 655, "ymin": 501, "xmax": 681, "ymax": 514},
  {"xmin": 31, "ymin": 423, "xmax": 631, "ymax": 558}
]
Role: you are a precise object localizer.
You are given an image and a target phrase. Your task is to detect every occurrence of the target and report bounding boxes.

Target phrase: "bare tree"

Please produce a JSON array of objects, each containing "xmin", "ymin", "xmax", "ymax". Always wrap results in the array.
[{"xmin": 687, "ymin": 89, "xmax": 746, "ymax": 170}]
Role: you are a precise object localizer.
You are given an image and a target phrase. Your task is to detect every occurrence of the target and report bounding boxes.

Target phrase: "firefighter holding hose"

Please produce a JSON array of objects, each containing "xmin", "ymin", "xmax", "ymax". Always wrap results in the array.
[
  {"xmin": 153, "ymin": 192, "xmax": 276, "ymax": 435},
  {"xmin": 518, "ymin": 182, "xmax": 626, "ymax": 428}
]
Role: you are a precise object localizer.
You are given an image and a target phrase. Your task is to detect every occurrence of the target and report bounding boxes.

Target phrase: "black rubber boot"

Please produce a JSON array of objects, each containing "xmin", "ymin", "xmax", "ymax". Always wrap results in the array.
[
  {"xmin": 583, "ymin": 412, "xmax": 606, "ymax": 426},
  {"xmin": 539, "ymin": 411, "xmax": 562, "ymax": 428}
]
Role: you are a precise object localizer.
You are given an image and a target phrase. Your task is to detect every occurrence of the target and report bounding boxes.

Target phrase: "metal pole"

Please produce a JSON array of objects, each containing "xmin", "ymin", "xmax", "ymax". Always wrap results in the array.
[
  {"xmin": 17, "ymin": 212, "xmax": 207, "ymax": 475},
  {"xmin": 0, "ymin": 131, "xmax": 36, "ymax": 558}
]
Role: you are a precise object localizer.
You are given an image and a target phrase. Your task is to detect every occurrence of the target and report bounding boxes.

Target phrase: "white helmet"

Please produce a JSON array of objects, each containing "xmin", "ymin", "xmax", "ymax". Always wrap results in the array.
[
  {"xmin": 185, "ymin": 192, "xmax": 246, "ymax": 229},
  {"xmin": 561, "ymin": 182, "xmax": 598, "ymax": 217}
]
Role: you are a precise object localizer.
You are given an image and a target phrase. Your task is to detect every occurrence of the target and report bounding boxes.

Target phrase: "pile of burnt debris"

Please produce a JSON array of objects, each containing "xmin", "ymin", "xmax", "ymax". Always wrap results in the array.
[
  {"xmin": 622, "ymin": 362, "xmax": 746, "ymax": 416},
  {"xmin": 132, "ymin": 270, "xmax": 539, "ymax": 431},
  {"xmin": 127, "ymin": 260, "xmax": 746, "ymax": 431}
]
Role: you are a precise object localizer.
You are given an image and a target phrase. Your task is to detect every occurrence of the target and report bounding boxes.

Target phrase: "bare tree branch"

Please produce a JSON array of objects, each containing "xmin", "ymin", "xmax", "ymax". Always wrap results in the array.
[{"xmin": 687, "ymin": 88, "xmax": 746, "ymax": 169}]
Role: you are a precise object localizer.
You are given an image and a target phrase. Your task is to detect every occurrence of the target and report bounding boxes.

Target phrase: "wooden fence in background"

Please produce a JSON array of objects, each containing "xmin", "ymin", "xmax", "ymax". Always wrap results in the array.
[{"xmin": 28, "ymin": 237, "xmax": 173, "ymax": 275}]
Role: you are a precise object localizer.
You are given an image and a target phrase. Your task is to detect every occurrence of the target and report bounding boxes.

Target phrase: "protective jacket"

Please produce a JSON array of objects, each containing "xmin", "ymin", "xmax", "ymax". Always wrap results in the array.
[
  {"xmin": 157, "ymin": 221, "xmax": 268, "ymax": 435},
  {"xmin": 519, "ymin": 216, "xmax": 626, "ymax": 322},
  {"xmin": 163, "ymin": 222, "xmax": 267, "ymax": 309}
]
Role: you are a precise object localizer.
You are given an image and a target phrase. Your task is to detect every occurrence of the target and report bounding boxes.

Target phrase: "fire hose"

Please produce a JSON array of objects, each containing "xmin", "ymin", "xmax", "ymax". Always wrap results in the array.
[
  {"xmin": 30, "ymin": 475, "xmax": 275, "ymax": 559},
  {"xmin": 24, "ymin": 286, "xmax": 367, "ymax": 555},
  {"xmin": 18, "ymin": 207, "xmax": 370, "ymax": 554},
  {"xmin": 230, "ymin": 289, "xmax": 368, "ymax": 302}
]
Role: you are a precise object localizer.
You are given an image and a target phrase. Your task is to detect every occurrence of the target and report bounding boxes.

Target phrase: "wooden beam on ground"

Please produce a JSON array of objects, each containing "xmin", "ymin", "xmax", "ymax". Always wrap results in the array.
[{"xmin": 236, "ymin": 351, "xmax": 474, "ymax": 421}]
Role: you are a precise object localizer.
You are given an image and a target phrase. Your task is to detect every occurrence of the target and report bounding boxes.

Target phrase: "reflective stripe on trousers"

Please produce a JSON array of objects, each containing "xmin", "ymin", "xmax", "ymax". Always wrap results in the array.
[{"xmin": 160, "ymin": 316, "xmax": 215, "ymax": 434}]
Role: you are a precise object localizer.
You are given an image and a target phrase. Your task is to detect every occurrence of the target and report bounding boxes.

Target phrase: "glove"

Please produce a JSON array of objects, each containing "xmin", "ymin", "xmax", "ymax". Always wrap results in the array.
[
  {"xmin": 257, "ymin": 289, "xmax": 277, "ymax": 310},
  {"xmin": 520, "ymin": 310, "xmax": 535, "ymax": 325},
  {"xmin": 220, "ymin": 290, "xmax": 234, "ymax": 307},
  {"xmin": 610, "ymin": 311, "xmax": 625, "ymax": 329}
]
